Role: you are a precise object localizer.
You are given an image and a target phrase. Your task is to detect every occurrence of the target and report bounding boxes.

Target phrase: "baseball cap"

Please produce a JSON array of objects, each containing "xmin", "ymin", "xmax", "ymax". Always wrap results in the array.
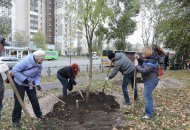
[{"xmin": 0, "ymin": 35, "xmax": 10, "ymax": 46}]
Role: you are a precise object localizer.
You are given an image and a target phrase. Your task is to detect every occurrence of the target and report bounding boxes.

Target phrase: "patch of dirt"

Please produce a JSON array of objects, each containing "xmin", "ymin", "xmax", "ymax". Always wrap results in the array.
[{"xmin": 40, "ymin": 92, "xmax": 130, "ymax": 130}]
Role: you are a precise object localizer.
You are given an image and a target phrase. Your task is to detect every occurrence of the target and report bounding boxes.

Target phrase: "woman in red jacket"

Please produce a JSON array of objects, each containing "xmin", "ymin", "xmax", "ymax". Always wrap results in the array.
[{"xmin": 57, "ymin": 63, "xmax": 80, "ymax": 96}]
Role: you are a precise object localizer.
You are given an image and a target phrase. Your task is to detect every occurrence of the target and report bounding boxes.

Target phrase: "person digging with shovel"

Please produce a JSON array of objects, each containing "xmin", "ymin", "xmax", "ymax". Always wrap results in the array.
[
  {"xmin": 105, "ymin": 52, "xmax": 138, "ymax": 106},
  {"xmin": 11, "ymin": 50, "xmax": 45, "ymax": 127},
  {"xmin": 57, "ymin": 63, "xmax": 80, "ymax": 97}
]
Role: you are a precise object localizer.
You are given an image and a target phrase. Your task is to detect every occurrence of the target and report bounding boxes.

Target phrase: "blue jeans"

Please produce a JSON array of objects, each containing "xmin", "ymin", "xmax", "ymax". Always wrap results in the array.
[
  {"xmin": 12, "ymin": 81, "xmax": 42, "ymax": 123},
  {"xmin": 144, "ymin": 78, "xmax": 158, "ymax": 117},
  {"xmin": 57, "ymin": 73, "xmax": 68, "ymax": 96},
  {"xmin": 122, "ymin": 71, "xmax": 138, "ymax": 103}
]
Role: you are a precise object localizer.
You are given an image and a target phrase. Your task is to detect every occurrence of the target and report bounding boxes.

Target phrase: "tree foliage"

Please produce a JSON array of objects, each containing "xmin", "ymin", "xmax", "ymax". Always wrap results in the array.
[
  {"xmin": 0, "ymin": 16, "xmax": 10, "ymax": 37},
  {"xmin": 13, "ymin": 30, "xmax": 29, "ymax": 47},
  {"xmin": 33, "ymin": 31, "xmax": 47, "ymax": 50},
  {"xmin": 0, "ymin": 0, "xmax": 12, "ymax": 37},
  {"xmin": 0, "ymin": 0, "xmax": 12, "ymax": 8},
  {"xmin": 140, "ymin": 0, "xmax": 161, "ymax": 46},
  {"xmin": 156, "ymin": 0, "xmax": 190, "ymax": 63},
  {"xmin": 96, "ymin": 0, "xmax": 139, "ymax": 51}
]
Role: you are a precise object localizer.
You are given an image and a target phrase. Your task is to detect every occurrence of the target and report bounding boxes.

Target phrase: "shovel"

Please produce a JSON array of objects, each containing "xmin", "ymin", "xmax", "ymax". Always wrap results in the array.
[
  {"xmin": 26, "ymin": 84, "xmax": 67, "ymax": 106},
  {"xmin": 75, "ymin": 85, "xmax": 85, "ymax": 100},
  {"xmin": 98, "ymin": 62, "xmax": 112, "ymax": 100},
  {"xmin": 102, "ymin": 61, "xmax": 112, "ymax": 93}
]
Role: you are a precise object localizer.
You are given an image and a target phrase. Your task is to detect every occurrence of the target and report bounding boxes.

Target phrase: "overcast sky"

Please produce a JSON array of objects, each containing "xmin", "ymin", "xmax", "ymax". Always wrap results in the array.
[{"xmin": 127, "ymin": 14, "xmax": 143, "ymax": 45}]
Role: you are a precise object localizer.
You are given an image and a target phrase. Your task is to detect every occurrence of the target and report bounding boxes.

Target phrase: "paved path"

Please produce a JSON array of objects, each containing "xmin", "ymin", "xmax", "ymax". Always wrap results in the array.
[{"xmin": 4, "ymin": 73, "xmax": 113, "ymax": 98}]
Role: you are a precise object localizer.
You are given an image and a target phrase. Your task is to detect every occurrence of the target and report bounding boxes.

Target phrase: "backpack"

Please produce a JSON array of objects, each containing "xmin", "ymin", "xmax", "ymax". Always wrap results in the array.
[{"xmin": 158, "ymin": 65, "xmax": 164, "ymax": 76}]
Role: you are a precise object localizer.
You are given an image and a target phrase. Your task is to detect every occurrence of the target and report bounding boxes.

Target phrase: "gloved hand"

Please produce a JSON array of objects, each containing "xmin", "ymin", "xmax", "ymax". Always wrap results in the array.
[
  {"xmin": 5, "ymin": 78, "xmax": 10, "ymax": 84},
  {"xmin": 135, "ymin": 65, "xmax": 141, "ymax": 71},
  {"xmin": 23, "ymin": 79, "xmax": 29, "ymax": 85},
  {"xmin": 105, "ymin": 77, "xmax": 109, "ymax": 81},
  {"xmin": 134, "ymin": 59, "xmax": 138, "ymax": 66},
  {"xmin": 36, "ymin": 85, "xmax": 42, "ymax": 91}
]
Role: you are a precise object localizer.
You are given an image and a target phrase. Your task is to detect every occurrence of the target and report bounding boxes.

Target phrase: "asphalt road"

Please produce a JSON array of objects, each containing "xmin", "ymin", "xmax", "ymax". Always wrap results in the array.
[{"xmin": 42, "ymin": 56, "xmax": 101, "ymax": 67}]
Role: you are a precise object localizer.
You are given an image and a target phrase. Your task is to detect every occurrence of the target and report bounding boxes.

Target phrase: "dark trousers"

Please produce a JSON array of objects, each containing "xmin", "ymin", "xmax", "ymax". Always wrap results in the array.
[
  {"xmin": 122, "ymin": 70, "xmax": 138, "ymax": 103},
  {"xmin": 12, "ymin": 81, "xmax": 42, "ymax": 123},
  {"xmin": 0, "ymin": 74, "xmax": 4, "ymax": 112},
  {"xmin": 57, "ymin": 72, "xmax": 68, "ymax": 96}
]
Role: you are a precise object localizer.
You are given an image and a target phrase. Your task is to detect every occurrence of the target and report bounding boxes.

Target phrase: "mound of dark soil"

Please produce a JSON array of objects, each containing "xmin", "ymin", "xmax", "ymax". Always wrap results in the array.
[{"xmin": 40, "ymin": 92, "xmax": 129, "ymax": 130}]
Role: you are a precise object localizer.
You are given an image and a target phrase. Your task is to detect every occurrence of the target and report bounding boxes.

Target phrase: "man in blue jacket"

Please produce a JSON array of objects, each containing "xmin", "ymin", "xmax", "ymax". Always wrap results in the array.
[
  {"xmin": 11, "ymin": 50, "xmax": 45, "ymax": 127},
  {"xmin": 105, "ymin": 52, "xmax": 138, "ymax": 105}
]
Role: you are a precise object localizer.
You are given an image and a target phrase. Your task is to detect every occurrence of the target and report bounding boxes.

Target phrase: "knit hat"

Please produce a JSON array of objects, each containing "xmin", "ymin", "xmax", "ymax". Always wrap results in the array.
[
  {"xmin": 33, "ymin": 50, "xmax": 46, "ymax": 59},
  {"xmin": 0, "ymin": 35, "xmax": 10, "ymax": 46},
  {"xmin": 108, "ymin": 52, "xmax": 115, "ymax": 60}
]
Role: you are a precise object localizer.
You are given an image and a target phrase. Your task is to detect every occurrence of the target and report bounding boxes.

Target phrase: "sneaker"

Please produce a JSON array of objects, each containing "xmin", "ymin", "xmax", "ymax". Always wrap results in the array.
[
  {"xmin": 123, "ymin": 101, "xmax": 131, "ymax": 106},
  {"xmin": 12, "ymin": 122, "xmax": 21, "ymax": 128},
  {"xmin": 142, "ymin": 115, "xmax": 150, "ymax": 119},
  {"xmin": 38, "ymin": 115, "xmax": 45, "ymax": 120}
]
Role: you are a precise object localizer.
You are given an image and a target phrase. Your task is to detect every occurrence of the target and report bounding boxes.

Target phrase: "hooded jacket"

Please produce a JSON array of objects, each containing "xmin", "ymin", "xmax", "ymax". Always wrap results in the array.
[
  {"xmin": 136, "ymin": 54, "xmax": 159, "ymax": 79},
  {"xmin": 12, "ymin": 54, "xmax": 42, "ymax": 86},
  {"xmin": 108, "ymin": 53, "xmax": 135, "ymax": 79},
  {"xmin": 57, "ymin": 66, "xmax": 77, "ymax": 85}
]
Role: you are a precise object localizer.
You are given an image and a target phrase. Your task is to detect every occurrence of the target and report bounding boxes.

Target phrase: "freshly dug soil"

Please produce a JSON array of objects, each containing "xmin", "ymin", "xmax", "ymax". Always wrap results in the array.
[{"xmin": 40, "ymin": 92, "xmax": 129, "ymax": 130}]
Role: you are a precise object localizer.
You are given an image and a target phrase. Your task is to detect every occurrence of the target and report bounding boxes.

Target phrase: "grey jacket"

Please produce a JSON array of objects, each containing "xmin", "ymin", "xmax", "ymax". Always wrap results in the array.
[{"xmin": 108, "ymin": 53, "xmax": 135, "ymax": 79}]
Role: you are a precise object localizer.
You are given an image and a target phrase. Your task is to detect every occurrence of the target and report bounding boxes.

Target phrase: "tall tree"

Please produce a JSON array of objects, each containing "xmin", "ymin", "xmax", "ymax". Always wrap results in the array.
[
  {"xmin": 70, "ymin": 0, "xmax": 113, "ymax": 101},
  {"xmin": 14, "ymin": 30, "xmax": 29, "ymax": 47},
  {"xmin": 156, "ymin": 0, "xmax": 190, "ymax": 64},
  {"xmin": 140, "ymin": 0, "xmax": 161, "ymax": 46},
  {"xmin": 33, "ymin": 31, "xmax": 47, "ymax": 50},
  {"xmin": 96, "ymin": 0, "xmax": 139, "ymax": 51}
]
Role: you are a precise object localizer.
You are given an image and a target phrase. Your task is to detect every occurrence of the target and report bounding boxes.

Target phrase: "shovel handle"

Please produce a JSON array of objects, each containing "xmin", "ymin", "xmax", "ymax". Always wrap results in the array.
[
  {"xmin": 28, "ymin": 84, "xmax": 66, "ymax": 105},
  {"xmin": 102, "ymin": 61, "xmax": 112, "ymax": 93},
  {"xmin": 76, "ymin": 85, "xmax": 84, "ymax": 100}
]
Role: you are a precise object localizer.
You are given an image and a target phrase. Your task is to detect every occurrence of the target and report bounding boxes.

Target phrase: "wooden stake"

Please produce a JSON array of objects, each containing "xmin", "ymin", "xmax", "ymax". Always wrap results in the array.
[{"xmin": 6, "ymin": 71, "xmax": 36, "ymax": 130}]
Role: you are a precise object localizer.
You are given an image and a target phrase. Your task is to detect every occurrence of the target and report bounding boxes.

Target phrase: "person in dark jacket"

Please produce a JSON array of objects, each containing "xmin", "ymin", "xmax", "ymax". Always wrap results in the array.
[
  {"xmin": 11, "ymin": 50, "xmax": 45, "ymax": 127},
  {"xmin": 105, "ymin": 52, "xmax": 138, "ymax": 105},
  {"xmin": 0, "ymin": 35, "xmax": 10, "ymax": 119},
  {"xmin": 136, "ymin": 47, "xmax": 159, "ymax": 119},
  {"xmin": 57, "ymin": 63, "xmax": 80, "ymax": 96},
  {"xmin": 164, "ymin": 52, "xmax": 169, "ymax": 70}
]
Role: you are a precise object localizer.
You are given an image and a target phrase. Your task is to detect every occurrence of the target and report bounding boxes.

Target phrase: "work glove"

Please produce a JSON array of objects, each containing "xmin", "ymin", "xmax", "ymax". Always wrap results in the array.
[
  {"xmin": 5, "ymin": 78, "xmax": 10, "ymax": 84},
  {"xmin": 105, "ymin": 77, "xmax": 109, "ymax": 81},
  {"xmin": 23, "ymin": 79, "xmax": 29, "ymax": 85},
  {"xmin": 134, "ymin": 59, "xmax": 138, "ymax": 66},
  {"xmin": 36, "ymin": 85, "xmax": 42, "ymax": 91},
  {"xmin": 135, "ymin": 65, "xmax": 141, "ymax": 72}
]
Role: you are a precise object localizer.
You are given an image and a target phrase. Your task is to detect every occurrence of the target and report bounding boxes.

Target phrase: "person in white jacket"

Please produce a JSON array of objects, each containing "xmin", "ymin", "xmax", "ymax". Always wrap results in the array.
[{"xmin": 0, "ymin": 35, "xmax": 9, "ymax": 119}]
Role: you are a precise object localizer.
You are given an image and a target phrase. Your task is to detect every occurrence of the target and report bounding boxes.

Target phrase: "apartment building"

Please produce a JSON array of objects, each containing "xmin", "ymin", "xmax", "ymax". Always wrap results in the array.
[
  {"xmin": 8, "ymin": 0, "xmax": 54, "ymax": 47},
  {"xmin": 54, "ymin": 0, "xmax": 87, "ymax": 55},
  {"xmin": 1, "ymin": 0, "xmax": 88, "ymax": 54},
  {"xmin": 45, "ymin": 0, "xmax": 55, "ymax": 46}
]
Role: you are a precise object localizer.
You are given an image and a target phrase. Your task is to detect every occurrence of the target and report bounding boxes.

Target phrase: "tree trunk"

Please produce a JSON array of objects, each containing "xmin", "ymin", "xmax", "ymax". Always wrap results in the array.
[{"xmin": 86, "ymin": 46, "xmax": 92, "ymax": 102}]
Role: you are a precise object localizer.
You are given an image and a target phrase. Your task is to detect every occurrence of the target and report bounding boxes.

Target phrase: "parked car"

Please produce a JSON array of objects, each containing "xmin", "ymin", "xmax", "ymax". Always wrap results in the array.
[
  {"xmin": 0, "ymin": 57, "xmax": 20, "ymax": 69},
  {"xmin": 92, "ymin": 55, "xmax": 99, "ymax": 59}
]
